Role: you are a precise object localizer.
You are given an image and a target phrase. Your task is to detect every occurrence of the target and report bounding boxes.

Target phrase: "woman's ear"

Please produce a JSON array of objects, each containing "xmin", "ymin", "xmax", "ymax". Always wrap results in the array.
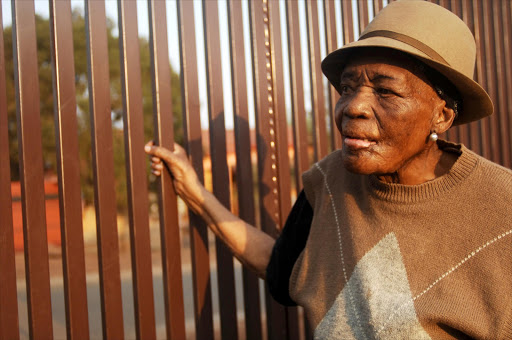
[{"xmin": 432, "ymin": 101, "xmax": 456, "ymax": 134}]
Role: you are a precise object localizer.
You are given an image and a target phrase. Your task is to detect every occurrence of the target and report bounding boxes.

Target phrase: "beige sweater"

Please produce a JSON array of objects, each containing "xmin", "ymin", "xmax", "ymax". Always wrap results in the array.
[{"xmin": 292, "ymin": 143, "xmax": 512, "ymax": 339}]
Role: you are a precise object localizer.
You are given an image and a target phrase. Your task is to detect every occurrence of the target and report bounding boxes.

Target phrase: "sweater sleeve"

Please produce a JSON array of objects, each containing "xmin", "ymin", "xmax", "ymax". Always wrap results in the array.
[{"xmin": 266, "ymin": 190, "xmax": 313, "ymax": 306}]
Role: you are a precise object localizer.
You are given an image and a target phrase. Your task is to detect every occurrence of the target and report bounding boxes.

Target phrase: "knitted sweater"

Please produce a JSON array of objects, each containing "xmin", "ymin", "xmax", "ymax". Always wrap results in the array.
[{"xmin": 288, "ymin": 143, "xmax": 512, "ymax": 339}]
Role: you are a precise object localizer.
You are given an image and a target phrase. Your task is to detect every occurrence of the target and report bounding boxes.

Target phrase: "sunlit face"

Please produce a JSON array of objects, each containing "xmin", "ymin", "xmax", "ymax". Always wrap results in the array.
[{"xmin": 335, "ymin": 49, "xmax": 443, "ymax": 175}]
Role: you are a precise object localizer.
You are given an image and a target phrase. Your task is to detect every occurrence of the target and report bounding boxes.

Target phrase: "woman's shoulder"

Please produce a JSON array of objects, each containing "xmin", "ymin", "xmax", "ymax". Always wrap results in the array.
[
  {"xmin": 460, "ymin": 145, "xmax": 512, "ymax": 202},
  {"xmin": 301, "ymin": 150, "xmax": 359, "ymax": 206},
  {"xmin": 464, "ymin": 146, "xmax": 512, "ymax": 182}
]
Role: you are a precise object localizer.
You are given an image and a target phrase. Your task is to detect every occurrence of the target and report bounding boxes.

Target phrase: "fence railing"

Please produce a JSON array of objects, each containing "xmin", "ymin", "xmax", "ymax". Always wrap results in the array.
[{"xmin": 1, "ymin": 0, "xmax": 511, "ymax": 339}]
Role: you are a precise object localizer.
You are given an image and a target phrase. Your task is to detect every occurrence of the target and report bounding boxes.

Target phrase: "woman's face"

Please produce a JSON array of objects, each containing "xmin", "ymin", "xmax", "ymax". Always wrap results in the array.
[{"xmin": 335, "ymin": 50, "xmax": 444, "ymax": 175}]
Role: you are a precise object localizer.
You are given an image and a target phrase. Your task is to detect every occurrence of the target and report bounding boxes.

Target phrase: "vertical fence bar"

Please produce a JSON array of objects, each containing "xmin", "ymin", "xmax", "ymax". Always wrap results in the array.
[
  {"xmin": 472, "ymin": 1, "xmax": 492, "ymax": 160},
  {"xmin": 323, "ymin": 0, "xmax": 342, "ymax": 151},
  {"xmin": 287, "ymin": 1, "xmax": 310, "ymax": 188},
  {"xmin": 441, "ymin": 2, "xmax": 455, "ymax": 142},
  {"xmin": 0, "ymin": 2, "xmax": 19, "ymax": 338},
  {"xmin": 267, "ymin": 1, "xmax": 301, "ymax": 338},
  {"xmin": 440, "ymin": 1, "xmax": 458, "ymax": 143},
  {"xmin": 307, "ymin": 0, "xmax": 328, "ymax": 161},
  {"xmin": 373, "ymin": 0, "xmax": 385, "ymax": 14},
  {"xmin": 227, "ymin": 1, "xmax": 263, "ymax": 339},
  {"xmin": 117, "ymin": 1, "xmax": 156, "ymax": 338},
  {"xmin": 177, "ymin": 1, "xmax": 215, "ymax": 338},
  {"xmin": 285, "ymin": 3, "xmax": 312, "ymax": 338},
  {"xmin": 437, "ymin": 1, "xmax": 454, "ymax": 142},
  {"xmin": 49, "ymin": 0, "xmax": 89, "ymax": 338},
  {"xmin": 460, "ymin": 0, "xmax": 482, "ymax": 154},
  {"xmin": 439, "ymin": 1, "xmax": 451, "ymax": 10},
  {"xmin": 341, "ymin": 0, "xmax": 355, "ymax": 44},
  {"xmin": 357, "ymin": 0, "xmax": 369, "ymax": 34},
  {"xmin": 503, "ymin": 0, "xmax": 512, "ymax": 168},
  {"xmin": 491, "ymin": 0, "xmax": 511, "ymax": 168},
  {"xmin": 249, "ymin": 0, "xmax": 289, "ymax": 339},
  {"xmin": 147, "ymin": 1, "xmax": 186, "ymax": 339},
  {"xmin": 448, "ymin": 0, "xmax": 469, "ymax": 147},
  {"xmin": 84, "ymin": 1, "xmax": 125, "ymax": 338},
  {"xmin": 480, "ymin": 0, "xmax": 500, "ymax": 164},
  {"xmin": 11, "ymin": 1, "xmax": 54, "ymax": 338},
  {"xmin": 202, "ymin": 1, "xmax": 239, "ymax": 339},
  {"xmin": 268, "ymin": 0, "xmax": 292, "ymax": 247}
]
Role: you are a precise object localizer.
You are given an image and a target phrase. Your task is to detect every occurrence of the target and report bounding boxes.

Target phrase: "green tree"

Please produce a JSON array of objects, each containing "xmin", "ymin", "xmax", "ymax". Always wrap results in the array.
[{"xmin": 5, "ymin": 10, "xmax": 183, "ymax": 212}]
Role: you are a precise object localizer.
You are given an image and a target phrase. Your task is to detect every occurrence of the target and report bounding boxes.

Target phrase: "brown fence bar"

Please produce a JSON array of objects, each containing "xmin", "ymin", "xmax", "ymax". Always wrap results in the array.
[
  {"xmin": 307, "ymin": 0, "xmax": 328, "ymax": 161},
  {"xmin": 341, "ymin": 0, "xmax": 355, "ymax": 44},
  {"xmin": 357, "ymin": 0, "xmax": 370, "ymax": 34},
  {"xmin": 323, "ymin": 0, "xmax": 342, "ymax": 151},
  {"xmin": 11, "ymin": 1, "xmax": 54, "ymax": 338},
  {"xmin": 147, "ymin": 1, "xmax": 186, "ymax": 339},
  {"xmin": 117, "ymin": 1, "xmax": 156, "ymax": 338},
  {"xmin": 177, "ymin": 0, "xmax": 214, "ymax": 338},
  {"xmin": 202, "ymin": 1, "xmax": 239, "ymax": 338},
  {"xmin": 227, "ymin": 2, "xmax": 263, "ymax": 339},
  {"xmin": 267, "ymin": 1, "xmax": 300, "ymax": 338},
  {"xmin": 437, "ymin": 0, "xmax": 455, "ymax": 143},
  {"xmin": 460, "ymin": 0, "xmax": 482, "ymax": 154},
  {"xmin": 268, "ymin": 0, "xmax": 292, "ymax": 246},
  {"xmin": 49, "ymin": 0, "xmax": 90, "ymax": 338},
  {"xmin": 448, "ymin": 0, "xmax": 467, "ymax": 145},
  {"xmin": 503, "ymin": 0, "xmax": 512, "ymax": 169},
  {"xmin": 480, "ymin": 0, "xmax": 501, "ymax": 164},
  {"xmin": 0, "ymin": 2, "xmax": 19, "ymax": 338},
  {"xmin": 373, "ymin": 0, "xmax": 385, "ymax": 14},
  {"xmin": 287, "ymin": 1, "xmax": 310, "ymax": 188},
  {"xmin": 249, "ymin": 0, "xmax": 289, "ymax": 339},
  {"xmin": 472, "ymin": 1, "xmax": 492, "ymax": 160},
  {"xmin": 490, "ymin": 0, "xmax": 511, "ymax": 168},
  {"xmin": 84, "ymin": 1, "xmax": 125, "ymax": 338}
]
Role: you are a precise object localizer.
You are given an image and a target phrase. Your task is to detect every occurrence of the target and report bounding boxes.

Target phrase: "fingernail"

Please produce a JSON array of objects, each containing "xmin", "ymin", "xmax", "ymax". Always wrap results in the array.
[{"xmin": 144, "ymin": 145, "xmax": 151, "ymax": 152}]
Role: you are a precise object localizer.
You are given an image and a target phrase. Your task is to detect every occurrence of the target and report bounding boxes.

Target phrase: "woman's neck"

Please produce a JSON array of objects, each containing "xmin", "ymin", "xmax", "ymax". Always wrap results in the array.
[{"xmin": 376, "ymin": 143, "xmax": 458, "ymax": 185}]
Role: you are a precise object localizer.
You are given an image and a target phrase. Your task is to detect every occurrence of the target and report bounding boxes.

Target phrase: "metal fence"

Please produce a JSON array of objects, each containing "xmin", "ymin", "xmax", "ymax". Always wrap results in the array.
[{"xmin": 1, "ymin": 0, "xmax": 511, "ymax": 339}]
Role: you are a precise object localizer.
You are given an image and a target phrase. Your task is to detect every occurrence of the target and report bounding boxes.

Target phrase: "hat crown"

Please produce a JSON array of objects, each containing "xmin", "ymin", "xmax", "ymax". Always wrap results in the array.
[
  {"xmin": 320, "ymin": 0, "xmax": 494, "ymax": 125},
  {"xmin": 362, "ymin": 0, "xmax": 476, "ymax": 78}
]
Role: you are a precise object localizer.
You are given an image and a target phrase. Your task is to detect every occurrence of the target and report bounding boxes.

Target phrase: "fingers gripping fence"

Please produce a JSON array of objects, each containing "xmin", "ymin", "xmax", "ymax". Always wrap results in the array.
[{"xmin": 1, "ymin": 0, "xmax": 511, "ymax": 339}]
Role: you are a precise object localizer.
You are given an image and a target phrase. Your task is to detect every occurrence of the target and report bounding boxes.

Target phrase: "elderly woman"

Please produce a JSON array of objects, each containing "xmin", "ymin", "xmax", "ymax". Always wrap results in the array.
[{"xmin": 145, "ymin": 1, "xmax": 512, "ymax": 338}]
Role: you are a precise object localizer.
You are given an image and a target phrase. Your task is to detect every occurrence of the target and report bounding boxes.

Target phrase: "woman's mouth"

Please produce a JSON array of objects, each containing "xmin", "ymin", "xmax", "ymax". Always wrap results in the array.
[{"xmin": 343, "ymin": 137, "xmax": 377, "ymax": 149}]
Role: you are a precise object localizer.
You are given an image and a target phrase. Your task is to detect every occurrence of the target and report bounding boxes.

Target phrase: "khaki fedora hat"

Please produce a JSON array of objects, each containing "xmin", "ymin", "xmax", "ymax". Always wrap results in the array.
[{"xmin": 321, "ymin": 0, "xmax": 493, "ymax": 126}]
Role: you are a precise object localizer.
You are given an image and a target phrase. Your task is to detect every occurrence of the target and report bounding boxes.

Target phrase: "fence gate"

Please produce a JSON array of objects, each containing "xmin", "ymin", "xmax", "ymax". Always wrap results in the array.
[{"xmin": 1, "ymin": 0, "xmax": 511, "ymax": 339}]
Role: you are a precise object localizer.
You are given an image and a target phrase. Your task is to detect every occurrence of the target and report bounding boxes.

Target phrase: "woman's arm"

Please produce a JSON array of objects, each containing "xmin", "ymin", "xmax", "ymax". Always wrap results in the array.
[{"xmin": 145, "ymin": 141, "xmax": 275, "ymax": 279}]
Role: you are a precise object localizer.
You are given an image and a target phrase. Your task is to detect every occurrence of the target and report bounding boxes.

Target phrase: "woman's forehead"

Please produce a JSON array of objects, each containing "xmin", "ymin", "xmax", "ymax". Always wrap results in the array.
[
  {"xmin": 344, "ymin": 47, "xmax": 421, "ymax": 69},
  {"xmin": 340, "ymin": 49, "xmax": 429, "ymax": 86}
]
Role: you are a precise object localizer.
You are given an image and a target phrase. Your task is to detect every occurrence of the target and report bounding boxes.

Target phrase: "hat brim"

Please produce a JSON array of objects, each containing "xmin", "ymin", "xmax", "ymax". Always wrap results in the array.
[{"xmin": 321, "ymin": 37, "xmax": 493, "ymax": 126}]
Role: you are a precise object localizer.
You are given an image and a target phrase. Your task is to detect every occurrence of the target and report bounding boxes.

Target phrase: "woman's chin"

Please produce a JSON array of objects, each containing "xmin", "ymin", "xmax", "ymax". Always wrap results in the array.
[
  {"xmin": 342, "ymin": 157, "xmax": 376, "ymax": 175},
  {"xmin": 341, "ymin": 151, "xmax": 378, "ymax": 175}
]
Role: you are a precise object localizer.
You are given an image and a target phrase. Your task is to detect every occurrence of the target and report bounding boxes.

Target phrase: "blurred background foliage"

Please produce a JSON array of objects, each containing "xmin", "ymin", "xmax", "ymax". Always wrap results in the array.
[{"xmin": 5, "ymin": 9, "xmax": 183, "ymax": 212}]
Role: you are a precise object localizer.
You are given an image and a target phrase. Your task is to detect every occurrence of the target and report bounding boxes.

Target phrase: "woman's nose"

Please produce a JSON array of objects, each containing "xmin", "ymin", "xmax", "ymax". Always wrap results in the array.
[{"xmin": 341, "ymin": 89, "xmax": 373, "ymax": 119}]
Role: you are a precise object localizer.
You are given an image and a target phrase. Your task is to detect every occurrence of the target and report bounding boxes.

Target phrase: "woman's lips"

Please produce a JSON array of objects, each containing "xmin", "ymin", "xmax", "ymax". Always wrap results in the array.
[{"xmin": 343, "ymin": 137, "xmax": 377, "ymax": 149}]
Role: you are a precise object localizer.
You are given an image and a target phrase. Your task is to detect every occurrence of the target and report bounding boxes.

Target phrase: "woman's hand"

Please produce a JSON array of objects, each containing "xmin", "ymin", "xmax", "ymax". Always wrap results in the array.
[
  {"xmin": 144, "ymin": 140, "xmax": 275, "ymax": 278},
  {"xmin": 144, "ymin": 141, "xmax": 206, "ymax": 216}
]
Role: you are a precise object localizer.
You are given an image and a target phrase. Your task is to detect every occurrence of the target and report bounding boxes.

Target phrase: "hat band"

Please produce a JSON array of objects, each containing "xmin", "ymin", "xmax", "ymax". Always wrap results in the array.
[{"xmin": 359, "ymin": 30, "xmax": 449, "ymax": 66}]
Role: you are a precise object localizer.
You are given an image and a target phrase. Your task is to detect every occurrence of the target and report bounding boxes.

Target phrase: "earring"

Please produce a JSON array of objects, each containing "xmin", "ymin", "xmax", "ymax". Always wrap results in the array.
[{"xmin": 429, "ymin": 132, "xmax": 438, "ymax": 142}]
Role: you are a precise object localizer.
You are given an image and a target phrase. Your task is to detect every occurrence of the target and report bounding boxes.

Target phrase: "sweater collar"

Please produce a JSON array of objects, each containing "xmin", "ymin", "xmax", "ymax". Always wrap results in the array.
[{"xmin": 367, "ymin": 141, "xmax": 478, "ymax": 203}]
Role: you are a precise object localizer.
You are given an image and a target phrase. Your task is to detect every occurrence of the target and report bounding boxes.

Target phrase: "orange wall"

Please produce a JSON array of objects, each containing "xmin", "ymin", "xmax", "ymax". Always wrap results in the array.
[{"xmin": 11, "ymin": 180, "xmax": 61, "ymax": 251}]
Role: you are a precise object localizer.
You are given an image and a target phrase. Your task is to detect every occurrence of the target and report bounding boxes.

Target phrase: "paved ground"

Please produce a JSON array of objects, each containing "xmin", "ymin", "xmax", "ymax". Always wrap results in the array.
[{"xmin": 15, "ymin": 227, "xmax": 261, "ymax": 340}]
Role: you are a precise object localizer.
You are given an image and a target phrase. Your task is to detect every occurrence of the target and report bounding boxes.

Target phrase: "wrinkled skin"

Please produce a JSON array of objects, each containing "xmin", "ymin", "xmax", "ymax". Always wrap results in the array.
[{"xmin": 335, "ymin": 49, "xmax": 456, "ymax": 184}]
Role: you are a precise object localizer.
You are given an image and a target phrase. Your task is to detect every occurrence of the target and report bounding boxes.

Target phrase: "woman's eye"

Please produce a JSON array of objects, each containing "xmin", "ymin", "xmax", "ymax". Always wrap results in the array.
[
  {"xmin": 376, "ymin": 88, "xmax": 394, "ymax": 95},
  {"xmin": 340, "ymin": 85, "xmax": 351, "ymax": 94}
]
